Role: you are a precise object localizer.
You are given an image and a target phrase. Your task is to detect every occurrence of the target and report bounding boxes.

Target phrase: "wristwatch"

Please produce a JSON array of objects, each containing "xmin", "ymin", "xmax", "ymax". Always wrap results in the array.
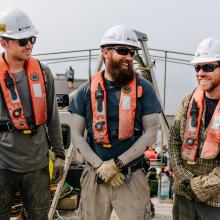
[
  {"xmin": 180, "ymin": 179, "xmax": 190, "ymax": 189},
  {"xmin": 114, "ymin": 158, "xmax": 124, "ymax": 171}
]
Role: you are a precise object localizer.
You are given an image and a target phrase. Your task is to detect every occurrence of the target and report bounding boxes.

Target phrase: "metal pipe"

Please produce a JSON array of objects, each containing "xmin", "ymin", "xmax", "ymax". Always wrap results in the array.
[
  {"xmin": 88, "ymin": 50, "xmax": 92, "ymax": 77},
  {"xmin": 163, "ymin": 51, "xmax": 167, "ymax": 111}
]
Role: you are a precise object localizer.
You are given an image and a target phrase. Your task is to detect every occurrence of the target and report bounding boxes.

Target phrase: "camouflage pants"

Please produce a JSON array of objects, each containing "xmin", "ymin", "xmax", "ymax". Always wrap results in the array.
[{"xmin": 0, "ymin": 166, "xmax": 50, "ymax": 220}]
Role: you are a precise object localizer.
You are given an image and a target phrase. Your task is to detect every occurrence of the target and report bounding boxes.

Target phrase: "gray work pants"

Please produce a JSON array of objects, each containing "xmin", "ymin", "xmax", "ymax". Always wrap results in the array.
[
  {"xmin": 78, "ymin": 164, "xmax": 151, "ymax": 220},
  {"xmin": 0, "ymin": 167, "xmax": 50, "ymax": 220},
  {"xmin": 173, "ymin": 194, "xmax": 220, "ymax": 220}
]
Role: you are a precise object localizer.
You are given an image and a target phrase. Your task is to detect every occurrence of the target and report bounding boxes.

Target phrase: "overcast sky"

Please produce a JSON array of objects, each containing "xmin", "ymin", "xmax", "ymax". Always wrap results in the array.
[{"xmin": 1, "ymin": 0, "xmax": 220, "ymax": 114}]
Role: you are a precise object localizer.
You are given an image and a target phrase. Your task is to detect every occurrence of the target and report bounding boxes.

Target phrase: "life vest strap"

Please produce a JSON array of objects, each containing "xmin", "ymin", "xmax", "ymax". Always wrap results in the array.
[
  {"xmin": 0, "ymin": 121, "xmax": 36, "ymax": 135},
  {"xmin": 0, "ymin": 121, "xmax": 14, "ymax": 132},
  {"xmin": 4, "ymin": 71, "xmax": 17, "ymax": 100}
]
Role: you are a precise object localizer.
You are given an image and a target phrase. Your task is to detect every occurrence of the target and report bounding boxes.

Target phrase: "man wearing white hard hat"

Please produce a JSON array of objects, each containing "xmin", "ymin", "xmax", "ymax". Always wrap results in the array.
[
  {"xmin": 69, "ymin": 25, "xmax": 161, "ymax": 220},
  {"xmin": 0, "ymin": 8, "xmax": 65, "ymax": 220},
  {"xmin": 169, "ymin": 37, "xmax": 220, "ymax": 220}
]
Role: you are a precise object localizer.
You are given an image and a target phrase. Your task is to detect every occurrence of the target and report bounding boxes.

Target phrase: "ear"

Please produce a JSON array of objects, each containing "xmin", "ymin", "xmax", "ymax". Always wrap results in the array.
[
  {"xmin": 102, "ymin": 48, "xmax": 111, "ymax": 60},
  {"xmin": 0, "ymin": 38, "xmax": 9, "ymax": 49}
]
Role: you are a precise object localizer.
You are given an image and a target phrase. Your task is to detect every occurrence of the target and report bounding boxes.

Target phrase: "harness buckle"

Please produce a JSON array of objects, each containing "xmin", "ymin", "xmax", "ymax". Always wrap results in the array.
[
  {"xmin": 22, "ymin": 130, "xmax": 32, "ymax": 135},
  {"xmin": 186, "ymin": 160, "xmax": 196, "ymax": 165},
  {"xmin": 102, "ymin": 143, "xmax": 112, "ymax": 148},
  {"xmin": 6, "ymin": 121, "xmax": 14, "ymax": 132},
  {"xmin": 125, "ymin": 167, "xmax": 132, "ymax": 183}
]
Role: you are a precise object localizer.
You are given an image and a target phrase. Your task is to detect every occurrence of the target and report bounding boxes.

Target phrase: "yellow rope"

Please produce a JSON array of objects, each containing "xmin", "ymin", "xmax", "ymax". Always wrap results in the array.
[{"xmin": 133, "ymin": 61, "xmax": 155, "ymax": 73}]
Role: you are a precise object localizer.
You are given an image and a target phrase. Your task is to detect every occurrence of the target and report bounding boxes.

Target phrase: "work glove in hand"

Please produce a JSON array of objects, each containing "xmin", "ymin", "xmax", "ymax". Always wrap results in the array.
[
  {"xmin": 96, "ymin": 159, "xmax": 120, "ymax": 183},
  {"xmin": 110, "ymin": 172, "xmax": 125, "ymax": 187},
  {"xmin": 52, "ymin": 158, "xmax": 65, "ymax": 183}
]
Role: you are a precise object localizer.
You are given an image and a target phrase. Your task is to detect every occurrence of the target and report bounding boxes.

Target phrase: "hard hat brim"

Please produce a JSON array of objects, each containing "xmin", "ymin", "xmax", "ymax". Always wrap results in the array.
[
  {"xmin": 0, "ymin": 27, "xmax": 38, "ymax": 39},
  {"xmin": 100, "ymin": 41, "xmax": 141, "ymax": 50},
  {"xmin": 190, "ymin": 57, "xmax": 220, "ymax": 65}
]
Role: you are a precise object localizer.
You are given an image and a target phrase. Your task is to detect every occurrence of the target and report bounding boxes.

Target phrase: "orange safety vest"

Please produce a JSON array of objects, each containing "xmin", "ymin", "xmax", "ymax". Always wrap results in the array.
[
  {"xmin": 0, "ymin": 56, "xmax": 47, "ymax": 131},
  {"xmin": 144, "ymin": 148, "xmax": 157, "ymax": 162},
  {"xmin": 90, "ymin": 71, "xmax": 143, "ymax": 147},
  {"xmin": 182, "ymin": 88, "xmax": 220, "ymax": 162}
]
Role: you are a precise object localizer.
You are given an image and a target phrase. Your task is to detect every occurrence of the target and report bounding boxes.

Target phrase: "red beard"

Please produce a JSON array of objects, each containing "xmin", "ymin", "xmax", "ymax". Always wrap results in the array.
[{"xmin": 107, "ymin": 58, "xmax": 134, "ymax": 87}]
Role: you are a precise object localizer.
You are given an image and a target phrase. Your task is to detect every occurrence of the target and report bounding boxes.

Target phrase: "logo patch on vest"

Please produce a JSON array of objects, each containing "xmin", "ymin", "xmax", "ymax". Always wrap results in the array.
[
  {"xmin": 30, "ymin": 73, "xmax": 39, "ymax": 81},
  {"xmin": 122, "ymin": 86, "xmax": 131, "ymax": 93}
]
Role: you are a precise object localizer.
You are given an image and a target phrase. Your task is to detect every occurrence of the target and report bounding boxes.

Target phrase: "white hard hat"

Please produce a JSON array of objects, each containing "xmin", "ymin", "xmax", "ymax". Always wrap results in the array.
[
  {"xmin": 191, "ymin": 37, "xmax": 220, "ymax": 65},
  {"xmin": 100, "ymin": 25, "xmax": 141, "ymax": 49},
  {"xmin": 0, "ymin": 8, "xmax": 38, "ymax": 39}
]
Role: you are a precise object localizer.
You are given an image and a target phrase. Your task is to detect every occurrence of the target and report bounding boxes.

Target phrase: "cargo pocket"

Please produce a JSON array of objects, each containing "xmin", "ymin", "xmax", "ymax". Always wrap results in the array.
[{"xmin": 80, "ymin": 165, "xmax": 90, "ymax": 188}]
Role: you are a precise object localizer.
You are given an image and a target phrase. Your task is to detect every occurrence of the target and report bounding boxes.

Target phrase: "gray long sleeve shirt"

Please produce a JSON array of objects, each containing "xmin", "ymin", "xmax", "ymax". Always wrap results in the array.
[{"xmin": 0, "ymin": 62, "xmax": 64, "ymax": 172}]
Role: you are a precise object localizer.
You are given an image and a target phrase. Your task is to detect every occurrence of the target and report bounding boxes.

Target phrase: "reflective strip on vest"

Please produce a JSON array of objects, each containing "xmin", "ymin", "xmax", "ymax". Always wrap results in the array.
[
  {"xmin": 90, "ymin": 71, "xmax": 140, "ymax": 146},
  {"xmin": 0, "ymin": 56, "xmax": 47, "ymax": 130},
  {"xmin": 182, "ymin": 88, "xmax": 220, "ymax": 161}
]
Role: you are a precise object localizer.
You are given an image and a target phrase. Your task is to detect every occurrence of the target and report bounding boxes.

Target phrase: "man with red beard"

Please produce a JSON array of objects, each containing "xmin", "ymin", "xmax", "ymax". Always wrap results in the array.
[
  {"xmin": 0, "ymin": 8, "xmax": 65, "ymax": 220},
  {"xmin": 169, "ymin": 37, "xmax": 220, "ymax": 220},
  {"xmin": 69, "ymin": 25, "xmax": 161, "ymax": 220}
]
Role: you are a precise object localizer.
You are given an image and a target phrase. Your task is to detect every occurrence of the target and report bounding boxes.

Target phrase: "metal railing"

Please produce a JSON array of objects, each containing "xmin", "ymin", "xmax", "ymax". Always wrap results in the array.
[
  {"xmin": 33, "ymin": 47, "xmax": 193, "ymax": 74},
  {"xmin": 33, "ymin": 48, "xmax": 194, "ymax": 113}
]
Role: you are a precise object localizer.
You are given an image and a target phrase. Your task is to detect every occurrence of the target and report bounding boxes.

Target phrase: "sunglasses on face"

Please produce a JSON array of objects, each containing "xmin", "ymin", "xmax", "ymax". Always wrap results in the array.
[
  {"xmin": 108, "ymin": 47, "xmax": 136, "ymax": 57},
  {"xmin": 195, "ymin": 63, "xmax": 220, "ymax": 73},
  {"xmin": 7, "ymin": 36, "xmax": 37, "ymax": 47}
]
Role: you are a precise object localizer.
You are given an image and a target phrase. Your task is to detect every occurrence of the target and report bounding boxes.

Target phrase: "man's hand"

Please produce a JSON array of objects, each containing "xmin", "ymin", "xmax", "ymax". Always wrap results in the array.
[
  {"xmin": 52, "ymin": 158, "xmax": 65, "ymax": 183},
  {"xmin": 184, "ymin": 184, "xmax": 197, "ymax": 200},
  {"xmin": 110, "ymin": 172, "xmax": 125, "ymax": 187},
  {"xmin": 96, "ymin": 159, "xmax": 120, "ymax": 183},
  {"xmin": 180, "ymin": 179, "xmax": 197, "ymax": 200}
]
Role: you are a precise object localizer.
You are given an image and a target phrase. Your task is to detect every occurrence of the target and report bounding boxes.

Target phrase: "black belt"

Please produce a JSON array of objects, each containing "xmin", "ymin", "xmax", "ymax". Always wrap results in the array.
[
  {"xmin": 0, "ymin": 121, "xmax": 37, "ymax": 135},
  {"xmin": 0, "ymin": 121, "xmax": 14, "ymax": 132},
  {"xmin": 122, "ymin": 161, "xmax": 143, "ymax": 175}
]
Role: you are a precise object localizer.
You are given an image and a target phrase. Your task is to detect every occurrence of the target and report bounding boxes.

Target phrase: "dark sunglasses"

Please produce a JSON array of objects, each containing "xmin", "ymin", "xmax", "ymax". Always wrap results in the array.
[
  {"xmin": 108, "ymin": 47, "xmax": 136, "ymax": 57},
  {"xmin": 195, "ymin": 63, "xmax": 220, "ymax": 73},
  {"xmin": 6, "ymin": 36, "xmax": 37, "ymax": 47}
]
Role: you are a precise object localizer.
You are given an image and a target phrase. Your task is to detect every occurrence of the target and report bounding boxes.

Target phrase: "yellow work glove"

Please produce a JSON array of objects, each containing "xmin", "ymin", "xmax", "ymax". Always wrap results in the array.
[
  {"xmin": 110, "ymin": 172, "xmax": 125, "ymax": 187},
  {"xmin": 51, "ymin": 158, "xmax": 65, "ymax": 184},
  {"xmin": 96, "ymin": 159, "xmax": 120, "ymax": 183},
  {"xmin": 49, "ymin": 150, "xmax": 55, "ymax": 180}
]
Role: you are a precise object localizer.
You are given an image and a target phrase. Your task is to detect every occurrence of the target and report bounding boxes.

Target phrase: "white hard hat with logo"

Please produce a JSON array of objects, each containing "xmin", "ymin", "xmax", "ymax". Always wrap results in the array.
[
  {"xmin": 191, "ymin": 37, "xmax": 220, "ymax": 65},
  {"xmin": 100, "ymin": 25, "xmax": 141, "ymax": 49},
  {"xmin": 0, "ymin": 8, "xmax": 38, "ymax": 39}
]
